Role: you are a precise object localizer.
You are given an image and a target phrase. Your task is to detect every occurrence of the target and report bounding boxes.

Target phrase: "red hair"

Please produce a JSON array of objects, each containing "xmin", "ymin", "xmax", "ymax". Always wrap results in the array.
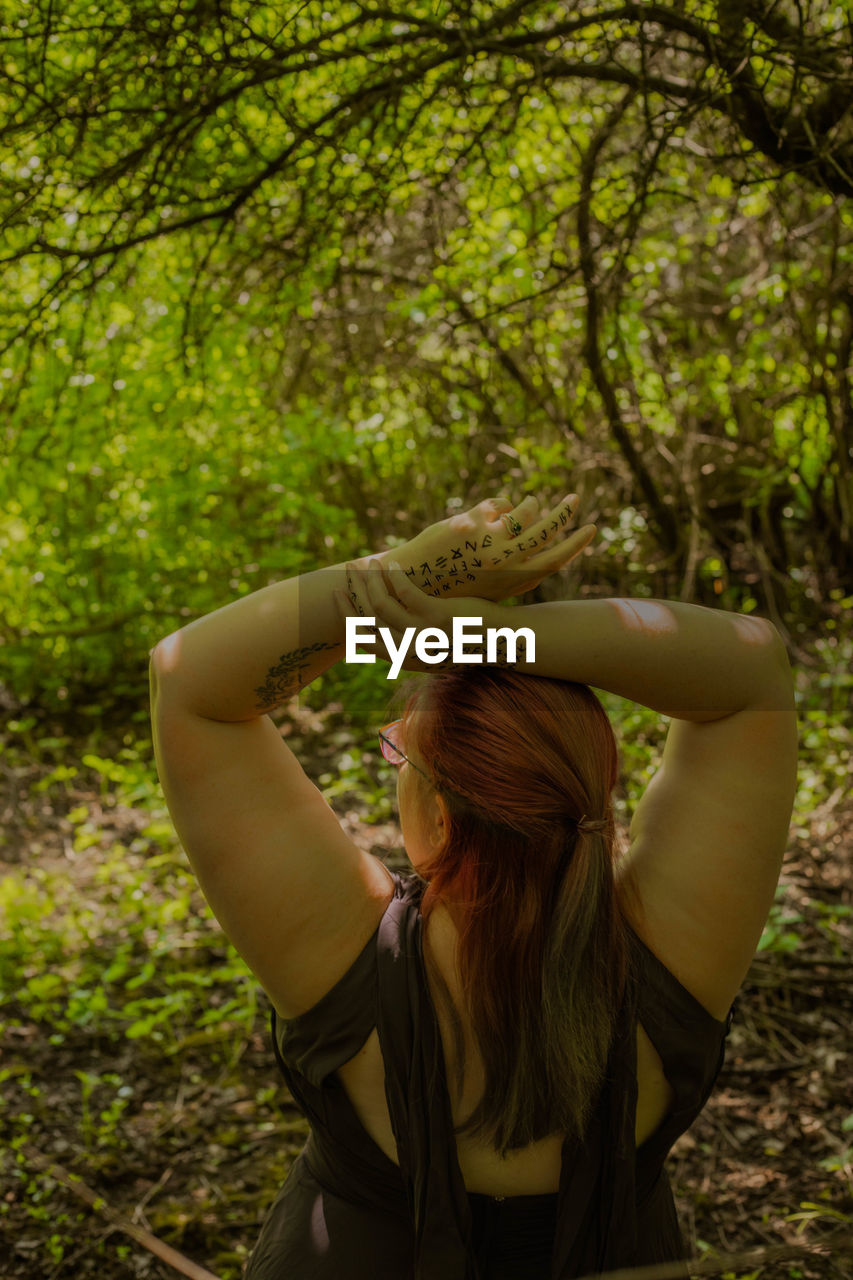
[{"xmin": 387, "ymin": 666, "xmax": 630, "ymax": 1155}]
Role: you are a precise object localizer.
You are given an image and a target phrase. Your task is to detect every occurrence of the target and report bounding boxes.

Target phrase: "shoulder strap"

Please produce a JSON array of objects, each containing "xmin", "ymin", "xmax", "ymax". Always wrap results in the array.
[
  {"xmin": 374, "ymin": 879, "xmax": 480, "ymax": 1280},
  {"xmin": 627, "ymin": 922, "xmax": 731, "ymax": 1102},
  {"xmin": 550, "ymin": 964, "xmax": 640, "ymax": 1277}
]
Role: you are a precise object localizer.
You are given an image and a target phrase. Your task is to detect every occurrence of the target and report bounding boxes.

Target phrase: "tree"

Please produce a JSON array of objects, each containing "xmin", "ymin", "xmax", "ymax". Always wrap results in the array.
[{"xmin": 1, "ymin": 1, "xmax": 851, "ymax": 706}]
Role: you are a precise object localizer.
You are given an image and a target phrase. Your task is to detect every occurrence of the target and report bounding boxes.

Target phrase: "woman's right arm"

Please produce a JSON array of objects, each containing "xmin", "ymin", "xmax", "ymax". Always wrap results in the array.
[
  {"xmin": 488, "ymin": 596, "xmax": 798, "ymax": 1021},
  {"xmin": 488, "ymin": 596, "xmax": 790, "ymax": 722},
  {"xmin": 353, "ymin": 561, "xmax": 798, "ymax": 1021}
]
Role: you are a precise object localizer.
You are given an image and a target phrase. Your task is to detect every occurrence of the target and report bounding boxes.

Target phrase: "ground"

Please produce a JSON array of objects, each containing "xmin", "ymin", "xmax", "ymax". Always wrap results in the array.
[{"xmin": 0, "ymin": 700, "xmax": 851, "ymax": 1279}]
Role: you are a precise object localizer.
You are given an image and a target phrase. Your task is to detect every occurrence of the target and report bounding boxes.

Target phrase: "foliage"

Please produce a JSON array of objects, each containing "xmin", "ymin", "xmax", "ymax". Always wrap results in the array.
[
  {"xmin": 3, "ymin": 661, "xmax": 852, "ymax": 1273},
  {"xmin": 0, "ymin": 1, "xmax": 851, "ymax": 710},
  {"xmin": 0, "ymin": 830, "xmax": 258, "ymax": 1055},
  {"xmin": 0, "ymin": 9, "xmax": 851, "ymax": 1269}
]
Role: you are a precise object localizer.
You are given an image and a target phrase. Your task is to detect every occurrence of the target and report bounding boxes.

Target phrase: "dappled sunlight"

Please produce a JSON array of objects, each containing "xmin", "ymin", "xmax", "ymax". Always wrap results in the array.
[
  {"xmin": 2, "ymin": 0, "xmax": 849, "ymax": 1271},
  {"xmin": 151, "ymin": 630, "xmax": 183, "ymax": 674},
  {"xmin": 0, "ymin": 654, "xmax": 847, "ymax": 1276},
  {"xmin": 609, "ymin": 599, "xmax": 678, "ymax": 635},
  {"xmin": 731, "ymin": 613, "xmax": 777, "ymax": 647},
  {"xmin": 608, "ymin": 600, "xmax": 777, "ymax": 650}
]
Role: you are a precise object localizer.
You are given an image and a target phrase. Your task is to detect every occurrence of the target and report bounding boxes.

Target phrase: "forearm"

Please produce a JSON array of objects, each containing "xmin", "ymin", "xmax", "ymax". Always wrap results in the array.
[
  {"xmin": 490, "ymin": 598, "xmax": 792, "ymax": 721},
  {"xmin": 151, "ymin": 553, "xmax": 393, "ymax": 721}
]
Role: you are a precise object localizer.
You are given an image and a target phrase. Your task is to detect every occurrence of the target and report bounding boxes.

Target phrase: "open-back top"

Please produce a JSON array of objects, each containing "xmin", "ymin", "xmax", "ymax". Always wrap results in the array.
[{"xmin": 246, "ymin": 869, "xmax": 733, "ymax": 1279}]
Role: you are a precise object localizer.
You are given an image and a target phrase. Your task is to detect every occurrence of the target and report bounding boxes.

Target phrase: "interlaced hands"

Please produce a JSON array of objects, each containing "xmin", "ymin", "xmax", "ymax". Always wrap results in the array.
[
  {"xmin": 385, "ymin": 491, "xmax": 596, "ymax": 603},
  {"xmin": 333, "ymin": 486, "xmax": 591, "ymax": 670},
  {"xmin": 334, "ymin": 491, "xmax": 597, "ymax": 674}
]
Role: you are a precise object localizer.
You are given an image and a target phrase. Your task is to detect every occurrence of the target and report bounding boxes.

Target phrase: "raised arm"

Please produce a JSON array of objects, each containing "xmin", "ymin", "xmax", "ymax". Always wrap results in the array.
[
  {"xmin": 491, "ymin": 596, "xmax": 798, "ymax": 1020},
  {"xmin": 148, "ymin": 492, "xmax": 593, "ymax": 1018},
  {"xmin": 491, "ymin": 595, "xmax": 791, "ymax": 721},
  {"xmin": 352, "ymin": 570, "xmax": 799, "ymax": 1021}
]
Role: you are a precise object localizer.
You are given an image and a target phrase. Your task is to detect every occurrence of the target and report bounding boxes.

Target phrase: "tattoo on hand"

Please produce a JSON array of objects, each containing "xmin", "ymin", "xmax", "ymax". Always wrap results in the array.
[
  {"xmin": 254, "ymin": 641, "xmax": 338, "ymax": 710},
  {"xmin": 407, "ymin": 500, "xmax": 575, "ymax": 592}
]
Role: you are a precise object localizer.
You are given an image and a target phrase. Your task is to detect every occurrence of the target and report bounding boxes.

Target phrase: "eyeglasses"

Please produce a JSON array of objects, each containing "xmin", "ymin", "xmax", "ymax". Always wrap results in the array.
[{"xmin": 378, "ymin": 720, "xmax": 434, "ymax": 783}]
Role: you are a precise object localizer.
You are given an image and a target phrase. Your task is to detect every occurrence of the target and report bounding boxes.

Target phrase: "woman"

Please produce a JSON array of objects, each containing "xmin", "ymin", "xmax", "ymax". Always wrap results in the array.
[{"xmin": 150, "ymin": 490, "xmax": 798, "ymax": 1278}]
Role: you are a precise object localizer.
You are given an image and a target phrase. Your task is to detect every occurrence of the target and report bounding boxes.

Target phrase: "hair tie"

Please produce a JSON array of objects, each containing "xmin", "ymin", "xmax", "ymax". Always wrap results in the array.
[{"xmin": 575, "ymin": 813, "xmax": 607, "ymax": 834}]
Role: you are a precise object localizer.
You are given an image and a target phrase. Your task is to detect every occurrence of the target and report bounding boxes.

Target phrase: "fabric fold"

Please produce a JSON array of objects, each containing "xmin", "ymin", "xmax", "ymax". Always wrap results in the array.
[
  {"xmin": 375, "ymin": 880, "xmax": 480, "ymax": 1279},
  {"xmin": 246, "ymin": 867, "xmax": 733, "ymax": 1279}
]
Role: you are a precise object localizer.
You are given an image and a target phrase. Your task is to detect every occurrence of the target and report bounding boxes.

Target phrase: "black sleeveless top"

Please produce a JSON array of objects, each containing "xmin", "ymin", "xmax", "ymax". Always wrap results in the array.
[{"xmin": 246, "ymin": 871, "xmax": 733, "ymax": 1279}]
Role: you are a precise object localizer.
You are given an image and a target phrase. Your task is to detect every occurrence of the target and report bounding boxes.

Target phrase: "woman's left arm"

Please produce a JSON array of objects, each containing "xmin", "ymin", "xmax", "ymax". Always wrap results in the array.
[
  {"xmin": 151, "ymin": 488, "xmax": 585, "ymax": 719},
  {"xmin": 150, "ymin": 551, "xmax": 405, "ymax": 1021},
  {"xmin": 150, "ymin": 490, "xmax": 590, "ymax": 1018},
  {"xmin": 153, "ymin": 557, "xmax": 368, "ymax": 723}
]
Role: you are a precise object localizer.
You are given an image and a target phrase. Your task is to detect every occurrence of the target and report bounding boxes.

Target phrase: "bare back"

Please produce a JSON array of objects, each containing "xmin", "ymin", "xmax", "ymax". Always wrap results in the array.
[
  {"xmin": 336, "ymin": 899, "xmax": 675, "ymax": 1198},
  {"xmin": 338, "ymin": 684, "xmax": 797, "ymax": 1197}
]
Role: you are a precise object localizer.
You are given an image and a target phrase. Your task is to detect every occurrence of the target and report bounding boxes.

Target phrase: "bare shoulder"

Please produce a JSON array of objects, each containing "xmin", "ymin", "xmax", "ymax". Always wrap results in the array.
[
  {"xmin": 618, "ymin": 668, "xmax": 798, "ymax": 1021},
  {"xmin": 150, "ymin": 685, "xmax": 397, "ymax": 1022}
]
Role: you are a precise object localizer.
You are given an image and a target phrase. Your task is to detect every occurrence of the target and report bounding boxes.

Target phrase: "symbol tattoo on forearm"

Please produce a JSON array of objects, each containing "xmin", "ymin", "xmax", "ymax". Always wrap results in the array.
[
  {"xmin": 254, "ymin": 640, "xmax": 339, "ymax": 710},
  {"xmin": 346, "ymin": 565, "xmax": 366, "ymax": 616},
  {"xmin": 488, "ymin": 634, "xmax": 512, "ymax": 667}
]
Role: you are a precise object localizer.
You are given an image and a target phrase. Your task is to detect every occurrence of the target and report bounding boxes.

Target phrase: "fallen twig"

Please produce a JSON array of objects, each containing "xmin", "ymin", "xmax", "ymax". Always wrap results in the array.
[
  {"xmin": 21, "ymin": 1147, "xmax": 222, "ymax": 1280},
  {"xmin": 576, "ymin": 1229, "xmax": 853, "ymax": 1279}
]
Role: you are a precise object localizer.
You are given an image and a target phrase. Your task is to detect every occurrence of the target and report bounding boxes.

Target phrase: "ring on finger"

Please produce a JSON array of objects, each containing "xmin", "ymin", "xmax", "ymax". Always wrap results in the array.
[{"xmin": 502, "ymin": 513, "xmax": 524, "ymax": 537}]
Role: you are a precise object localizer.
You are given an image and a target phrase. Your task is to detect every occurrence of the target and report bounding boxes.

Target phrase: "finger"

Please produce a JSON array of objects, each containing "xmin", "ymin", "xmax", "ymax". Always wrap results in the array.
[
  {"xmin": 484, "ymin": 494, "xmax": 515, "ymax": 513},
  {"xmin": 515, "ymin": 493, "xmax": 579, "ymax": 552},
  {"xmin": 361, "ymin": 561, "xmax": 418, "ymax": 633},
  {"xmin": 341, "ymin": 569, "xmax": 412, "ymax": 661},
  {"xmin": 493, "ymin": 498, "xmax": 535, "ymax": 542},
  {"xmin": 384, "ymin": 559, "xmax": 423, "ymax": 605},
  {"xmin": 519, "ymin": 523, "xmax": 597, "ymax": 578},
  {"xmin": 501, "ymin": 493, "xmax": 539, "ymax": 528},
  {"xmin": 337, "ymin": 588, "xmax": 409, "ymax": 668},
  {"xmin": 336, "ymin": 587, "xmax": 399, "ymax": 651},
  {"xmin": 382, "ymin": 561, "xmax": 455, "ymax": 633},
  {"xmin": 334, "ymin": 588, "xmax": 359, "ymax": 621}
]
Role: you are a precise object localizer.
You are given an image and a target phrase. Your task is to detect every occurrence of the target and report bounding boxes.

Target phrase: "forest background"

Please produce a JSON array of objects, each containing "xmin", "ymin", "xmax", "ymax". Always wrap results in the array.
[{"xmin": 0, "ymin": 1, "xmax": 851, "ymax": 1277}]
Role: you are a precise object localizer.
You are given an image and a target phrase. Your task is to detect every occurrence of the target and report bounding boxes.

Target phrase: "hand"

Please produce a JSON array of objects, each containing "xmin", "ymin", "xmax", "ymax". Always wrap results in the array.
[
  {"xmin": 335, "ymin": 561, "xmax": 494, "ymax": 675},
  {"xmin": 389, "ymin": 491, "xmax": 596, "ymax": 603}
]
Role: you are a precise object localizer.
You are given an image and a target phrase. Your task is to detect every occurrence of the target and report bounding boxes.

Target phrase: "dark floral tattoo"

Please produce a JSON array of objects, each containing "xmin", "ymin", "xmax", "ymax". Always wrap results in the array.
[{"xmin": 254, "ymin": 640, "xmax": 339, "ymax": 711}]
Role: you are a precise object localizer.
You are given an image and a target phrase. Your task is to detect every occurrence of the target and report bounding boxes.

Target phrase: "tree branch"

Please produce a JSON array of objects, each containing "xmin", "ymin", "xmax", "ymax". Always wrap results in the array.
[
  {"xmin": 21, "ymin": 1147, "xmax": 223, "ymax": 1280},
  {"xmin": 577, "ymin": 89, "xmax": 681, "ymax": 553}
]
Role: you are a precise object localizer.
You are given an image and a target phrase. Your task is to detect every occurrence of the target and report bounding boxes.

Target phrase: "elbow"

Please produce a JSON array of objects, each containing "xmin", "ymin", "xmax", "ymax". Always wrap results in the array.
[
  {"xmin": 756, "ymin": 618, "xmax": 792, "ymax": 678},
  {"xmin": 150, "ymin": 631, "xmax": 183, "ymax": 681},
  {"xmin": 149, "ymin": 635, "xmax": 188, "ymax": 716},
  {"xmin": 149, "ymin": 640, "xmax": 169, "ymax": 709},
  {"xmin": 728, "ymin": 610, "xmax": 787, "ymax": 655},
  {"xmin": 747, "ymin": 617, "xmax": 795, "ymax": 705},
  {"xmin": 771, "ymin": 632, "xmax": 795, "ymax": 699},
  {"xmin": 736, "ymin": 614, "xmax": 786, "ymax": 659}
]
